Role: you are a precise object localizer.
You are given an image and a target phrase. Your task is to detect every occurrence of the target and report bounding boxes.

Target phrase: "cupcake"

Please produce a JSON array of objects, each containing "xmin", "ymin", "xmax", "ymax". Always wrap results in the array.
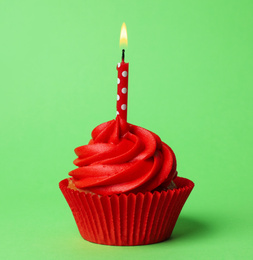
[{"xmin": 59, "ymin": 116, "xmax": 194, "ymax": 246}]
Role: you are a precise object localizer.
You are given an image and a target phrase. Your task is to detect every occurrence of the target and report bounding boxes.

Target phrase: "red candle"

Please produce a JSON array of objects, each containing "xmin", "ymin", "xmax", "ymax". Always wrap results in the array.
[
  {"xmin": 116, "ymin": 23, "xmax": 129, "ymax": 121},
  {"xmin": 116, "ymin": 50, "xmax": 129, "ymax": 121}
]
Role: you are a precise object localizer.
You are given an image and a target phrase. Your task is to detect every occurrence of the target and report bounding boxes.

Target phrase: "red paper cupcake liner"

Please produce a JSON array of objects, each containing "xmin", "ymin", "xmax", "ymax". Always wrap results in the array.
[{"xmin": 59, "ymin": 177, "xmax": 194, "ymax": 246}]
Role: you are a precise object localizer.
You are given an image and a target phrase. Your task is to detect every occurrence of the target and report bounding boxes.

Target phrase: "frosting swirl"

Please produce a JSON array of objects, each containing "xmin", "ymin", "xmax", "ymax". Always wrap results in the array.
[{"xmin": 69, "ymin": 116, "xmax": 177, "ymax": 195}]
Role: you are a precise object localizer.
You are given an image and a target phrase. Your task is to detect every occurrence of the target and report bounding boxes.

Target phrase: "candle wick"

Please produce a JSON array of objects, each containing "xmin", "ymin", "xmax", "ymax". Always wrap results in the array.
[{"xmin": 122, "ymin": 49, "xmax": 125, "ymax": 62}]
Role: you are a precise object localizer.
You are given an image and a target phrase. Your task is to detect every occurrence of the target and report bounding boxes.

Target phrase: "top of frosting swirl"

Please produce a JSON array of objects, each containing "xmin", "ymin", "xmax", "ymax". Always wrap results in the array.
[{"xmin": 69, "ymin": 116, "xmax": 177, "ymax": 195}]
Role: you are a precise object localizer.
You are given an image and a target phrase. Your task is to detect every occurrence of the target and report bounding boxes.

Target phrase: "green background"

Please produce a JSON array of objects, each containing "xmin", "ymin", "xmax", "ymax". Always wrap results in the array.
[{"xmin": 0, "ymin": 0, "xmax": 252, "ymax": 259}]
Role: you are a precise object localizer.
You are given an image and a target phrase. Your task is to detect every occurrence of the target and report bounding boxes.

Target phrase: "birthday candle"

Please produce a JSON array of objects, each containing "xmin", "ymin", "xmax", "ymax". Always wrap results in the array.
[{"xmin": 116, "ymin": 23, "xmax": 129, "ymax": 121}]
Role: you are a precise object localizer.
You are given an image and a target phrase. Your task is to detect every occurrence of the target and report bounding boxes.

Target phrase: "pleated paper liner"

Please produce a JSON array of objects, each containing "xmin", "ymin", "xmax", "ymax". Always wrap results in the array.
[{"xmin": 59, "ymin": 177, "xmax": 194, "ymax": 246}]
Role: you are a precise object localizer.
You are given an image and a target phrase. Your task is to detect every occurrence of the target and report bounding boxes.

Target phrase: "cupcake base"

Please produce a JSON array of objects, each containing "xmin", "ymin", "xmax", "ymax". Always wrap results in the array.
[{"xmin": 59, "ymin": 177, "xmax": 194, "ymax": 246}]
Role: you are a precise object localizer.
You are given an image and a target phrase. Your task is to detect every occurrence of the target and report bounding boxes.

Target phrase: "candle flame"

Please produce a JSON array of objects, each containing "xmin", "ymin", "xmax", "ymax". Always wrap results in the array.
[{"xmin": 120, "ymin": 22, "xmax": 128, "ymax": 47}]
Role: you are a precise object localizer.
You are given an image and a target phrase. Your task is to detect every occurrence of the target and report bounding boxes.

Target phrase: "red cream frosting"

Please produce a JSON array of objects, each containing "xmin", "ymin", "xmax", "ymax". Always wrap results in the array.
[{"xmin": 69, "ymin": 116, "xmax": 177, "ymax": 196}]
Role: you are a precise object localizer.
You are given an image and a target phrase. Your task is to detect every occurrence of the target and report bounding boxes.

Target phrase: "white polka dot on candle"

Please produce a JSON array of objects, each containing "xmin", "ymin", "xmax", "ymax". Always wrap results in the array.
[
  {"xmin": 121, "ymin": 88, "xmax": 127, "ymax": 94},
  {"xmin": 121, "ymin": 104, "xmax": 127, "ymax": 110},
  {"xmin": 122, "ymin": 71, "xmax": 127, "ymax": 77},
  {"xmin": 117, "ymin": 94, "xmax": 120, "ymax": 101},
  {"xmin": 117, "ymin": 63, "xmax": 121, "ymax": 68},
  {"xmin": 117, "ymin": 78, "xmax": 120, "ymax": 84}
]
